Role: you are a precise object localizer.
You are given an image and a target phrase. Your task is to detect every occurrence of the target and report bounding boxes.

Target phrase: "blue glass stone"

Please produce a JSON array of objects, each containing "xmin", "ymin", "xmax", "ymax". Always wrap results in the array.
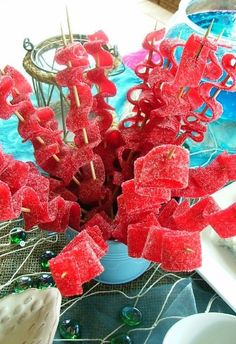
[
  {"xmin": 40, "ymin": 250, "xmax": 56, "ymax": 270},
  {"xmin": 14, "ymin": 276, "xmax": 33, "ymax": 293},
  {"xmin": 120, "ymin": 306, "xmax": 142, "ymax": 326},
  {"xmin": 37, "ymin": 273, "xmax": 55, "ymax": 289},
  {"xmin": 111, "ymin": 334, "xmax": 132, "ymax": 344},
  {"xmin": 59, "ymin": 319, "xmax": 81, "ymax": 339}
]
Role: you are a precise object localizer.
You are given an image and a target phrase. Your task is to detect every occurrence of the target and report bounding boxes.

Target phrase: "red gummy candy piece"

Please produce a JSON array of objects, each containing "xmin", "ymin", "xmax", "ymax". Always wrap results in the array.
[
  {"xmin": 4, "ymin": 65, "xmax": 32, "ymax": 96},
  {"xmin": 55, "ymin": 42, "xmax": 89, "ymax": 67},
  {"xmin": 172, "ymin": 154, "xmax": 228, "ymax": 198},
  {"xmin": 143, "ymin": 226, "xmax": 170, "ymax": 263},
  {"xmin": 0, "ymin": 75, "xmax": 19, "ymax": 119},
  {"xmin": 134, "ymin": 157, "xmax": 171, "ymax": 198},
  {"xmin": 61, "ymin": 229, "xmax": 106, "ymax": 259},
  {"xmin": 49, "ymin": 253, "xmax": 83, "ymax": 297},
  {"xmin": 157, "ymin": 198, "xmax": 180, "ymax": 230},
  {"xmin": 122, "ymin": 179, "xmax": 169, "ymax": 214},
  {"xmin": 85, "ymin": 213, "xmax": 112, "ymax": 240},
  {"xmin": 84, "ymin": 40, "xmax": 113, "ymax": 69},
  {"xmin": 71, "ymin": 241, "xmax": 104, "ymax": 284},
  {"xmin": 137, "ymin": 144, "xmax": 189, "ymax": 189},
  {"xmin": 208, "ymin": 202, "xmax": 236, "ymax": 238},
  {"xmin": 85, "ymin": 225, "xmax": 108, "ymax": 253},
  {"xmin": 173, "ymin": 197, "xmax": 220, "ymax": 232},
  {"xmin": 87, "ymin": 68, "xmax": 116, "ymax": 97},
  {"xmin": 0, "ymin": 160, "xmax": 30, "ymax": 194},
  {"xmin": 173, "ymin": 34, "xmax": 215, "ymax": 88},
  {"xmin": 127, "ymin": 222, "xmax": 151, "ymax": 258},
  {"xmin": 0, "ymin": 181, "xmax": 16, "ymax": 220},
  {"xmin": 161, "ymin": 231, "xmax": 202, "ymax": 272}
]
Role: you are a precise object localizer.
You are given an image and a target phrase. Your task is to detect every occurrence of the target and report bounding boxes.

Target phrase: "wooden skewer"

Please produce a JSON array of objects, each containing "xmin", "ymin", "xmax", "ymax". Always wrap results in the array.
[{"xmin": 61, "ymin": 12, "xmax": 97, "ymax": 181}]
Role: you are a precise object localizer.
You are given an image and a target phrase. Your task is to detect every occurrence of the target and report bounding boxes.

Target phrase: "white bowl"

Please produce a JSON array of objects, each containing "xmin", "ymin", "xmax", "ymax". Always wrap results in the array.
[{"xmin": 163, "ymin": 313, "xmax": 236, "ymax": 344}]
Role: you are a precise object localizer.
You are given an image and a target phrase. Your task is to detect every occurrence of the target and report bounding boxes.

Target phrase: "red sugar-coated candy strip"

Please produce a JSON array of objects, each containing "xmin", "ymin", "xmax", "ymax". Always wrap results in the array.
[
  {"xmin": 35, "ymin": 107, "xmax": 60, "ymax": 131},
  {"xmin": 78, "ymin": 179, "xmax": 104, "ymax": 204},
  {"xmin": 85, "ymin": 213, "xmax": 112, "ymax": 241},
  {"xmin": 84, "ymin": 41, "xmax": 113, "ymax": 69},
  {"xmin": 122, "ymin": 179, "xmax": 169, "ymax": 213},
  {"xmin": 0, "ymin": 160, "xmax": 29, "ymax": 194},
  {"xmin": 157, "ymin": 198, "xmax": 180, "ymax": 230},
  {"xmin": 56, "ymin": 66, "xmax": 86, "ymax": 87},
  {"xmin": 172, "ymin": 153, "xmax": 228, "ymax": 198},
  {"xmin": 34, "ymin": 142, "xmax": 61, "ymax": 166},
  {"xmin": 74, "ymin": 120, "xmax": 101, "ymax": 149},
  {"xmin": 61, "ymin": 229, "xmax": 106, "ymax": 259},
  {"xmin": 173, "ymin": 197, "xmax": 220, "ymax": 232},
  {"xmin": 26, "ymin": 163, "xmax": 49, "ymax": 203},
  {"xmin": 142, "ymin": 226, "xmax": 170, "ymax": 263},
  {"xmin": 138, "ymin": 144, "xmax": 190, "ymax": 189},
  {"xmin": 203, "ymin": 51, "xmax": 223, "ymax": 81},
  {"xmin": 4, "ymin": 65, "xmax": 32, "ymax": 96},
  {"xmin": 0, "ymin": 181, "xmax": 16, "ymax": 220},
  {"xmin": 127, "ymin": 222, "xmax": 152, "ymax": 258},
  {"xmin": 105, "ymin": 129, "xmax": 124, "ymax": 148},
  {"xmin": 87, "ymin": 68, "xmax": 117, "ymax": 97},
  {"xmin": 196, "ymin": 83, "xmax": 223, "ymax": 123},
  {"xmin": 161, "ymin": 231, "xmax": 202, "ymax": 272},
  {"xmin": 0, "ymin": 75, "xmax": 20, "ymax": 119},
  {"xmin": 173, "ymin": 34, "xmax": 215, "ymax": 88},
  {"xmin": 148, "ymin": 67, "xmax": 173, "ymax": 88},
  {"xmin": 88, "ymin": 30, "xmax": 109, "ymax": 44},
  {"xmin": 66, "ymin": 83, "xmax": 93, "ymax": 132},
  {"xmin": 49, "ymin": 254, "xmax": 83, "ymax": 297},
  {"xmin": 208, "ymin": 203, "xmax": 236, "ymax": 238},
  {"xmin": 142, "ymin": 28, "xmax": 165, "ymax": 53},
  {"xmin": 159, "ymin": 37, "xmax": 184, "ymax": 75},
  {"xmin": 220, "ymin": 54, "xmax": 236, "ymax": 91},
  {"xmin": 13, "ymin": 187, "xmax": 48, "ymax": 229},
  {"xmin": 41, "ymin": 144, "xmax": 94, "ymax": 185},
  {"xmin": 85, "ymin": 225, "xmax": 109, "ymax": 253},
  {"xmin": 49, "ymin": 178, "xmax": 78, "ymax": 202},
  {"xmin": 217, "ymin": 152, "xmax": 236, "ymax": 180},
  {"xmin": 142, "ymin": 117, "xmax": 180, "ymax": 146},
  {"xmin": 70, "ymin": 241, "xmax": 104, "ymax": 284},
  {"xmin": 80, "ymin": 154, "xmax": 105, "ymax": 182},
  {"xmin": 55, "ymin": 42, "xmax": 89, "ymax": 67},
  {"xmin": 134, "ymin": 157, "xmax": 171, "ymax": 198}
]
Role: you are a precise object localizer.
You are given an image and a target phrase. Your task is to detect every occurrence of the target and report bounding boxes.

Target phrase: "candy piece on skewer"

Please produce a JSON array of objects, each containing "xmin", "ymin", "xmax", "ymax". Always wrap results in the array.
[
  {"xmin": 173, "ymin": 196, "xmax": 220, "ymax": 232},
  {"xmin": 142, "ymin": 226, "xmax": 170, "ymax": 262},
  {"xmin": 49, "ymin": 254, "xmax": 83, "ymax": 297},
  {"xmin": 60, "ymin": 23, "xmax": 97, "ymax": 180},
  {"xmin": 135, "ymin": 144, "xmax": 189, "ymax": 189},
  {"xmin": 161, "ymin": 231, "xmax": 202, "ymax": 272},
  {"xmin": 208, "ymin": 203, "xmax": 236, "ymax": 238},
  {"xmin": 122, "ymin": 179, "xmax": 170, "ymax": 214}
]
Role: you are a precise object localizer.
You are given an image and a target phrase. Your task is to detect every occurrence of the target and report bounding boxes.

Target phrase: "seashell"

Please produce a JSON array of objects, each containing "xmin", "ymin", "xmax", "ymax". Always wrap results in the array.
[{"xmin": 0, "ymin": 287, "xmax": 61, "ymax": 344}]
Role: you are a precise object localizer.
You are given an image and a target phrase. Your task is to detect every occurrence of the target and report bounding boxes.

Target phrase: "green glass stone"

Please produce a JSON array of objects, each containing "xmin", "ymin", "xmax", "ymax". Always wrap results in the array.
[
  {"xmin": 37, "ymin": 274, "xmax": 55, "ymax": 289},
  {"xmin": 59, "ymin": 319, "xmax": 81, "ymax": 339},
  {"xmin": 120, "ymin": 306, "xmax": 142, "ymax": 326},
  {"xmin": 111, "ymin": 334, "xmax": 132, "ymax": 344},
  {"xmin": 10, "ymin": 228, "xmax": 27, "ymax": 246},
  {"xmin": 40, "ymin": 250, "xmax": 56, "ymax": 270},
  {"xmin": 14, "ymin": 276, "xmax": 33, "ymax": 293}
]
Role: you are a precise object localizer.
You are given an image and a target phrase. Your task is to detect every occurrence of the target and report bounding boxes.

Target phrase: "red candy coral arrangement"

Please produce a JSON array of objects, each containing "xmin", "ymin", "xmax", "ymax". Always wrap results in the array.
[{"xmin": 1, "ymin": 27, "xmax": 236, "ymax": 297}]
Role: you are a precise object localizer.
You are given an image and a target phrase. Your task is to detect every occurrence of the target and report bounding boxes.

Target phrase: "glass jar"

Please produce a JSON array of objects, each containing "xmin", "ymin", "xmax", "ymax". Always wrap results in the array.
[{"xmin": 166, "ymin": 0, "xmax": 236, "ymax": 121}]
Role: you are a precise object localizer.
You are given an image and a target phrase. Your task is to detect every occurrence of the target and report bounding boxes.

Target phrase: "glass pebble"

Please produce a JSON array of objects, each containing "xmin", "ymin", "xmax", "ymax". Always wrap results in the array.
[
  {"xmin": 120, "ymin": 306, "xmax": 142, "ymax": 326},
  {"xmin": 37, "ymin": 273, "xmax": 55, "ymax": 289},
  {"xmin": 59, "ymin": 319, "xmax": 81, "ymax": 339},
  {"xmin": 40, "ymin": 250, "xmax": 56, "ymax": 270},
  {"xmin": 14, "ymin": 276, "xmax": 33, "ymax": 293},
  {"xmin": 10, "ymin": 228, "xmax": 26, "ymax": 246},
  {"xmin": 111, "ymin": 334, "xmax": 132, "ymax": 344}
]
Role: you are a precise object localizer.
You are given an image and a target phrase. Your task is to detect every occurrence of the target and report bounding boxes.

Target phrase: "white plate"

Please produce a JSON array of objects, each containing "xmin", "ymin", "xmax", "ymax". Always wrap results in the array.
[{"xmin": 197, "ymin": 182, "xmax": 236, "ymax": 312}]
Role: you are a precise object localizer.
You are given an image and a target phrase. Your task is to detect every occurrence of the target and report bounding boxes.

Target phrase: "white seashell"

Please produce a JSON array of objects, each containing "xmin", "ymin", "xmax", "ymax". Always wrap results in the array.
[{"xmin": 0, "ymin": 287, "xmax": 61, "ymax": 344}]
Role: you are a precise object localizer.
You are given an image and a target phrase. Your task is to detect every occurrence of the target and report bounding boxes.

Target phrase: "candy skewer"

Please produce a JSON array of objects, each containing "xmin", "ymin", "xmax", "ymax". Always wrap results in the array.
[
  {"xmin": 61, "ymin": 16, "xmax": 96, "ymax": 181},
  {"xmin": 0, "ymin": 70, "xmax": 80, "ymax": 185}
]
